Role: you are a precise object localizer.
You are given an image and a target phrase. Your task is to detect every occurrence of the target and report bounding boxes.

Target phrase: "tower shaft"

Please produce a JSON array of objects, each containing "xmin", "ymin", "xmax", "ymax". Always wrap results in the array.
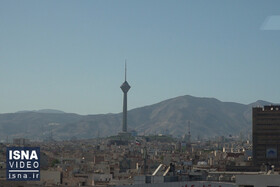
[{"xmin": 122, "ymin": 92, "xmax": 128, "ymax": 132}]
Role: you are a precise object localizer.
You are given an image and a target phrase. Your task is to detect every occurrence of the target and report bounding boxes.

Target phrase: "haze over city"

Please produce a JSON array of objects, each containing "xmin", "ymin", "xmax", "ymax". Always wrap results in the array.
[{"xmin": 1, "ymin": 0, "xmax": 280, "ymax": 115}]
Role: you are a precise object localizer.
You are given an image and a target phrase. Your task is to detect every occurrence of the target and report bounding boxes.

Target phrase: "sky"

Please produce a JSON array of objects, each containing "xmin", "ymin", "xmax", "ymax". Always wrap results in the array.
[{"xmin": 0, "ymin": 0, "xmax": 280, "ymax": 115}]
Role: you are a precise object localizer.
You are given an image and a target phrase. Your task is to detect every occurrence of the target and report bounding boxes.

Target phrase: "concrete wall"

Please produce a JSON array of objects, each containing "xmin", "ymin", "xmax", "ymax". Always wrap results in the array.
[
  {"xmin": 92, "ymin": 173, "xmax": 112, "ymax": 181},
  {"xmin": 39, "ymin": 170, "xmax": 61, "ymax": 185},
  {"xmin": 118, "ymin": 181, "xmax": 236, "ymax": 187},
  {"xmin": 236, "ymin": 174, "xmax": 280, "ymax": 187}
]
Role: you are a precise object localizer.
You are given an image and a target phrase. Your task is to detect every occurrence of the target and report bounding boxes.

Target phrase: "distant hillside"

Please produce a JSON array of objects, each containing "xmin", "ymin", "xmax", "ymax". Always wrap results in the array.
[
  {"xmin": 128, "ymin": 95, "xmax": 252, "ymax": 138},
  {"xmin": 0, "ymin": 95, "xmax": 274, "ymax": 141}
]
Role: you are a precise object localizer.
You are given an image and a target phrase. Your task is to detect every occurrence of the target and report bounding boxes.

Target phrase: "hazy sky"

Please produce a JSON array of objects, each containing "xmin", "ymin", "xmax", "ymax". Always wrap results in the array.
[{"xmin": 0, "ymin": 0, "xmax": 280, "ymax": 115}]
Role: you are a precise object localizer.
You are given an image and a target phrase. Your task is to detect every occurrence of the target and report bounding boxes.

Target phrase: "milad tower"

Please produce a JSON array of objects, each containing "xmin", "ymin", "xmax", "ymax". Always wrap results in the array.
[{"xmin": 120, "ymin": 63, "xmax": 131, "ymax": 133}]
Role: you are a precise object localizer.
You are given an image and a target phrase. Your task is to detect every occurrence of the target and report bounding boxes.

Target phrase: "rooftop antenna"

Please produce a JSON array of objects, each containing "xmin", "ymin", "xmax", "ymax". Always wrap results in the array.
[
  {"xmin": 187, "ymin": 121, "xmax": 191, "ymax": 143},
  {"xmin": 188, "ymin": 121, "xmax": 191, "ymax": 137}
]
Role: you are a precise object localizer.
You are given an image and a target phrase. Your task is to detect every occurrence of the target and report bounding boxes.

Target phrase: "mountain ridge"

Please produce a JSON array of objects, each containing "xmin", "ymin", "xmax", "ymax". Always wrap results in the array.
[
  {"xmin": 16, "ymin": 109, "xmax": 65, "ymax": 114},
  {"xmin": 0, "ymin": 95, "xmax": 274, "ymax": 141}
]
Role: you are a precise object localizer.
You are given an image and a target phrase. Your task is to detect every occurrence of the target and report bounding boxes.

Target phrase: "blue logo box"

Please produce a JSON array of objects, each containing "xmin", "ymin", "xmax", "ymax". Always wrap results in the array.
[{"xmin": 6, "ymin": 147, "xmax": 40, "ymax": 181}]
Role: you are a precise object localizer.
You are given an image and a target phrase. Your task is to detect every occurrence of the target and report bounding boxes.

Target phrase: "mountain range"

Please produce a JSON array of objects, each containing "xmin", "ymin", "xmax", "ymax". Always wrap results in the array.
[{"xmin": 0, "ymin": 95, "xmax": 273, "ymax": 141}]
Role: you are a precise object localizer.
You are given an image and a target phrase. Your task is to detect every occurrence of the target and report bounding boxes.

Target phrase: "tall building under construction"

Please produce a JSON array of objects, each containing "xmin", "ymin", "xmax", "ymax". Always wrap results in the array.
[{"xmin": 253, "ymin": 105, "xmax": 280, "ymax": 167}]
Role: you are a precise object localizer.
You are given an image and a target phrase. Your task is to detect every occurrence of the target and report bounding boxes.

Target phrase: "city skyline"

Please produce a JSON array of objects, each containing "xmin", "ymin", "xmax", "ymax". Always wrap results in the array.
[{"xmin": 1, "ymin": 1, "xmax": 280, "ymax": 115}]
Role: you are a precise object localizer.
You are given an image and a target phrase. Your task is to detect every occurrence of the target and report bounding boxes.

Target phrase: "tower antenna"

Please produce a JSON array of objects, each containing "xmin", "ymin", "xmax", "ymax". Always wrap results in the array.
[{"xmin": 125, "ymin": 60, "xmax": 127, "ymax": 81}]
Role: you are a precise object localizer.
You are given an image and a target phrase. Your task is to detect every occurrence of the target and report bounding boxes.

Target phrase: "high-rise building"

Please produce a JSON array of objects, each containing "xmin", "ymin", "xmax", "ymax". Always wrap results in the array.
[
  {"xmin": 120, "ymin": 63, "xmax": 131, "ymax": 133},
  {"xmin": 182, "ymin": 121, "xmax": 192, "ymax": 153},
  {"xmin": 253, "ymin": 105, "xmax": 280, "ymax": 167}
]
